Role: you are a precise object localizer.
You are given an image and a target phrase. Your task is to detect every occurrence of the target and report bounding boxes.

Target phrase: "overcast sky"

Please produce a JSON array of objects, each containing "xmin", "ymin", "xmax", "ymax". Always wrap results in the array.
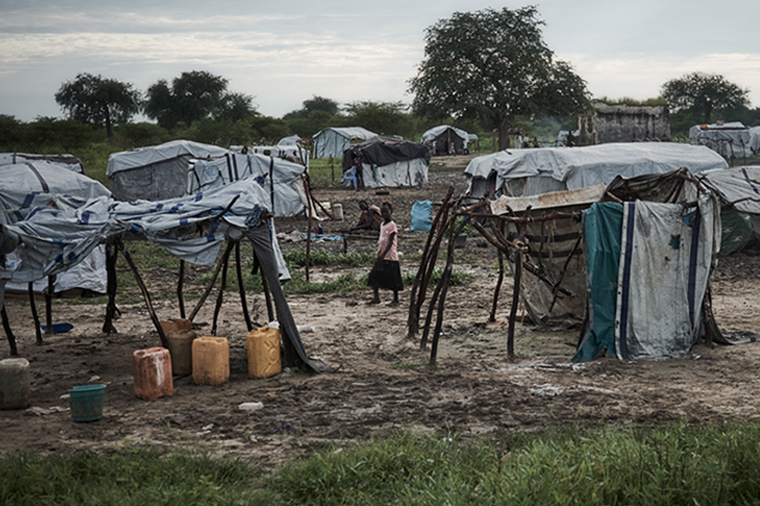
[{"xmin": 1, "ymin": 0, "xmax": 759, "ymax": 122}]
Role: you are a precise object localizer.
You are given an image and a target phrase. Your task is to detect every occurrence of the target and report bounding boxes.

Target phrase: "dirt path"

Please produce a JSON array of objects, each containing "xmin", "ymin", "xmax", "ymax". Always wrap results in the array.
[{"xmin": 3, "ymin": 156, "xmax": 760, "ymax": 466}]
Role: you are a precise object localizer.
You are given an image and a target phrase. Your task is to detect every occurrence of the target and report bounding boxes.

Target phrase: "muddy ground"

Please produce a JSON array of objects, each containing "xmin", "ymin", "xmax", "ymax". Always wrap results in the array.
[{"xmin": 3, "ymin": 154, "xmax": 760, "ymax": 466}]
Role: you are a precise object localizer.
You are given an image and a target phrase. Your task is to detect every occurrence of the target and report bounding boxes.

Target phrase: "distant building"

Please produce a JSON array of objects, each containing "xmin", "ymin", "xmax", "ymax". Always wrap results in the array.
[{"xmin": 578, "ymin": 100, "xmax": 670, "ymax": 145}]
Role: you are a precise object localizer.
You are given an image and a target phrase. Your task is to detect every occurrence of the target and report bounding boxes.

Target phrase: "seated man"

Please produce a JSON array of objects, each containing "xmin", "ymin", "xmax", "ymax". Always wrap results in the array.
[{"xmin": 350, "ymin": 200, "xmax": 382, "ymax": 232}]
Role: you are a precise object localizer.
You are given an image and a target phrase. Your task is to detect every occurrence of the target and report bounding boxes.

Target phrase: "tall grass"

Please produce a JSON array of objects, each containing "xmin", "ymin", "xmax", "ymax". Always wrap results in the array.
[{"xmin": 6, "ymin": 422, "xmax": 760, "ymax": 505}]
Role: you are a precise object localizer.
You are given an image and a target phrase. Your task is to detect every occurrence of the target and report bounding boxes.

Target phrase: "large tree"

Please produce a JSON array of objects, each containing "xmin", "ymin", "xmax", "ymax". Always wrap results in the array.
[
  {"xmin": 144, "ymin": 70, "xmax": 230, "ymax": 129},
  {"xmin": 55, "ymin": 73, "xmax": 141, "ymax": 138},
  {"xmin": 409, "ymin": 6, "xmax": 590, "ymax": 150},
  {"xmin": 343, "ymin": 100, "xmax": 413, "ymax": 138},
  {"xmin": 661, "ymin": 72, "xmax": 750, "ymax": 124}
]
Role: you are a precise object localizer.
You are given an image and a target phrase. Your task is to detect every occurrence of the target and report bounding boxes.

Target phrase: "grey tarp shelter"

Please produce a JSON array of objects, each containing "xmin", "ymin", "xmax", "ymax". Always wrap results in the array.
[
  {"xmin": 701, "ymin": 166, "xmax": 760, "ymax": 254},
  {"xmin": 312, "ymin": 127, "xmax": 376, "ymax": 159},
  {"xmin": 342, "ymin": 136, "xmax": 431, "ymax": 188},
  {"xmin": 107, "ymin": 140, "xmax": 229, "ymax": 202},
  {"xmin": 0, "ymin": 160, "xmax": 111, "ymax": 295},
  {"xmin": 465, "ymin": 142, "xmax": 729, "ymax": 199},
  {"xmin": 421, "ymin": 125, "xmax": 470, "ymax": 155},
  {"xmin": 689, "ymin": 122, "xmax": 751, "ymax": 160},
  {"xmin": 0, "ymin": 153, "xmax": 84, "ymax": 173},
  {"xmin": 0, "ymin": 179, "xmax": 330, "ymax": 372}
]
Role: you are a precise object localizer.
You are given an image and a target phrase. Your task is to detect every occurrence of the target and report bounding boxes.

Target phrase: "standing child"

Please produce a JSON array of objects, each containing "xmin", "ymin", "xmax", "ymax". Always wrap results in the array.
[{"xmin": 367, "ymin": 201, "xmax": 403, "ymax": 306}]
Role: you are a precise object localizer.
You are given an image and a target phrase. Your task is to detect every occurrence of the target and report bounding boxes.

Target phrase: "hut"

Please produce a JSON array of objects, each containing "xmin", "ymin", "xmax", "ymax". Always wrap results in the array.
[{"xmin": 312, "ymin": 127, "xmax": 376, "ymax": 159}]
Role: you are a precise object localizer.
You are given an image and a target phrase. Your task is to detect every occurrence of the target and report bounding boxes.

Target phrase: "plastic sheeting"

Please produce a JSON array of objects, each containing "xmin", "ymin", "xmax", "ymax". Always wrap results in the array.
[
  {"xmin": 107, "ymin": 140, "xmax": 230, "ymax": 202},
  {"xmin": 0, "ymin": 161, "xmax": 111, "ymax": 295},
  {"xmin": 409, "ymin": 200, "xmax": 433, "ymax": 232},
  {"xmin": 421, "ymin": 125, "xmax": 470, "ymax": 151},
  {"xmin": 312, "ymin": 127, "xmax": 376, "ymax": 159},
  {"xmin": 187, "ymin": 153, "xmax": 308, "ymax": 217},
  {"xmin": 750, "ymin": 127, "xmax": 760, "ymax": 154},
  {"xmin": 465, "ymin": 142, "xmax": 729, "ymax": 198},
  {"xmin": 689, "ymin": 122, "xmax": 751, "ymax": 159},
  {"xmin": 575, "ymin": 195, "xmax": 720, "ymax": 362}
]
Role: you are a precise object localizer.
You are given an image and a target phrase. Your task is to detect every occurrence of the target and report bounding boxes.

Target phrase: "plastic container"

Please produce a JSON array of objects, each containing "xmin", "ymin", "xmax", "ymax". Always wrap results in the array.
[
  {"xmin": 192, "ymin": 337, "xmax": 229, "ymax": 386},
  {"xmin": 166, "ymin": 329, "xmax": 197, "ymax": 376},
  {"xmin": 69, "ymin": 384, "xmax": 106, "ymax": 422},
  {"xmin": 0, "ymin": 358, "xmax": 31, "ymax": 409},
  {"xmin": 247, "ymin": 326, "xmax": 282, "ymax": 379},
  {"xmin": 133, "ymin": 347, "xmax": 173, "ymax": 400},
  {"xmin": 159, "ymin": 318, "xmax": 192, "ymax": 337},
  {"xmin": 332, "ymin": 203, "xmax": 343, "ymax": 221}
]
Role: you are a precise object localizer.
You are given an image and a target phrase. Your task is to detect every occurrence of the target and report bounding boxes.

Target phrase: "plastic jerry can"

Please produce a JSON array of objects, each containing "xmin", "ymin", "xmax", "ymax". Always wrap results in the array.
[
  {"xmin": 192, "ymin": 337, "xmax": 229, "ymax": 386},
  {"xmin": 0, "ymin": 358, "xmax": 31, "ymax": 409},
  {"xmin": 133, "ymin": 347, "xmax": 173, "ymax": 400},
  {"xmin": 247, "ymin": 326, "xmax": 282, "ymax": 379},
  {"xmin": 159, "ymin": 318, "xmax": 192, "ymax": 337},
  {"xmin": 166, "ymin": 329, "xmax": 197, "ymax": 376},
  {"xmin": 332, "ymin": 203, "xmax": 343, "ymax": 221}
]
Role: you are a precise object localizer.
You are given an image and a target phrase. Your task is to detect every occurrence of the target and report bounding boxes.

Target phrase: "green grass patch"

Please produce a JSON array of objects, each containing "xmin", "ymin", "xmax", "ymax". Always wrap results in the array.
[
  {"xmin": 403, "ymin": 268, "xmax": 473, "ymax": 287},
  {"xmin": 8, "ymin": 422, "xmax": 760, "ymax": 504}
]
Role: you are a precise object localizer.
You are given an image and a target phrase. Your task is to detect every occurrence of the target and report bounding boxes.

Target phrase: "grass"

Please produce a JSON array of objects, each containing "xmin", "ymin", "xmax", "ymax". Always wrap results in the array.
[{"xmin": 6, "ymin": 421, "xmax": 760, "ymax": 505}]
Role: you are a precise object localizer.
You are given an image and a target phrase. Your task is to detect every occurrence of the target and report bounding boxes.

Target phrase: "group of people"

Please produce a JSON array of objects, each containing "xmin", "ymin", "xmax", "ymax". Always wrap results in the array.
[
  {"xmin": 348, "ymin": 200, "xmax": 403, "ymax": 306},
  {"xmin": 514, "ymin": 131, "xmax": 540, "ymax": 149}
]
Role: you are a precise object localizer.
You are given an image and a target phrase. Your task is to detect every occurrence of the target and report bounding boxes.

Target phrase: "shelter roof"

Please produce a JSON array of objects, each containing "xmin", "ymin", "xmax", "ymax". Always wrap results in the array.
[{"xmin": 107, "ymin": 139, "xmax": 229, "ymax": 176}]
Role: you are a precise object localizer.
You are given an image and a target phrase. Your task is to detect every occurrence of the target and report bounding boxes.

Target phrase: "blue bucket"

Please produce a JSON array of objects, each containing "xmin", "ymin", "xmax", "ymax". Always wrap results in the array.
[{"xmin": 69, "ymin": 384, "xmax": 106, "ymax": 422}]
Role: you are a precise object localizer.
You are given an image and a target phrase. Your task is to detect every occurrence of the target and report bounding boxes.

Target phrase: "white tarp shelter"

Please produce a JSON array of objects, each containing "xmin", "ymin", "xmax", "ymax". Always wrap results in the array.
[
  {"xmin": 0, "ymin": 153, "xmax": 84, "ymax": 173},
  {"xmin": 187, "ymin": 152, "xmax": 309, "ymax": 218},
  {"xmin": 700, "ymin": 166, "xmax": 760, "ymax": 254},
  {"xmin": 0, "ymin": 160, "xmax": 111, "ymax": 294},
  {"xmin": 465, "ymin": 142, "xmax": 729, "ymax": 199},
  {"xmin": 689, "ymin": 122, "xmax": 751, "ymax": 160},
  {"xmin": 749, "ymin": 126, "xmax": 760, "ymax": 154},
  {"xmin": 421, "ymin": 125, "xmax": 470, "ymax": 155},
  {"xmin": 312, "ymin": 127, "xmax": 376, "ymax": 159}
]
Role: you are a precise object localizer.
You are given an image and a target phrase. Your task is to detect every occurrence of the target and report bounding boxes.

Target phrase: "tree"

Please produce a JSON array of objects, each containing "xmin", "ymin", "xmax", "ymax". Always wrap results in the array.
[
  {"xmin": 55, "ymin": 73, "xmax": 141, "ymax": 138},
  {"xmin": 144, "ymin": 71, "xmax": 230, "ymax": 129},
  {"xmin": 215, "ymin": 92, "xmax": 257, "ymax": 122},
  {"xmin": 661, "ymin": 72, "xmax": 751, "ymax": 124},
  {"xmin": 408, "ymin": 6, "xmax": 590, "ymax": 150},
  {"xmin": 283, "ymin": 96, "xmax": 340, "ymax": 120},
  {"xmin": 343, "ymin": 101, "xmax": 413, "ymax": 138}
]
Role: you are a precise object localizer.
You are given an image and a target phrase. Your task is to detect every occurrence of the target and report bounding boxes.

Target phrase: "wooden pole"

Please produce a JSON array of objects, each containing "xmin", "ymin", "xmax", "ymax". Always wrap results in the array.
[
  {"xmin": 2, "ymin": 306, "xmax": 18, "ymax": 356},
  {"xmin": 236, "ymin": 242, "xmax": 253, "ymax": 332},
  {"xmin": 28, "ymin": 282, "xmax": 43, "ymax": 345},
  {"xmin": 258, "ymin": 253, "xmax": 275, "ymax": 323},
  {"xmin": 189, "ymin": 241, "xmax": 235, "ymax": 322},
  {"xmin": 489, "ymin": 249, "xmax": 504, "ymax": 323},
  {"xmin": 407, "ymin": 187, "xmax": 454, "ymax": 337},
  {"xmin": 117, "ymin": 239, "xmax": 168, "ymax": 348},
  {"xmin": 102, "ymin": 241, "xmax": 119, "ymax": 333},
  {"xmin": 177, "ymin": 260, "xmax": 186, "ymax": 319},
  {"xmin": 211, "ymin": 242, "xmax": 233, "ymax": 336},
  {"xmin": 45, "ymin": 275, "xmax": 53, "ymax": 335},
  {"xmin": 303, "ymin": 174, "xmax": 313, "ymax": 283}
]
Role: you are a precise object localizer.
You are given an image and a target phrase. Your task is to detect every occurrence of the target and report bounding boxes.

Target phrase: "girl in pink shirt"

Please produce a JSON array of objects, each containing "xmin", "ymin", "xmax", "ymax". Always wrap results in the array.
[{"xmin": 367, "ymin": 201, "xmax": 403, "ymax": 306}]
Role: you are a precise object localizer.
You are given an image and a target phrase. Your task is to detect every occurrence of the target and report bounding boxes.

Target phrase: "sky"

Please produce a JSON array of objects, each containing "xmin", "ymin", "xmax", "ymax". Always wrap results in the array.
[{"xmin": 1, "ymin": 0, "xmax": 759, "ymax": 122}]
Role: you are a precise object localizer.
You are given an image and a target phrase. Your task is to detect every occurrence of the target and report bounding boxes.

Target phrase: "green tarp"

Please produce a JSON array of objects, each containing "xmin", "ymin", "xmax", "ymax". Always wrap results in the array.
[{"xmin": 573, "ymin": 202, "xmax": 623, "ymax": 362}]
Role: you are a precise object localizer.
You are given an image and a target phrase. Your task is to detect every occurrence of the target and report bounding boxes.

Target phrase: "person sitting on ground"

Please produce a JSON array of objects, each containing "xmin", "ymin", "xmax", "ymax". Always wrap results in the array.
[
  {"xmin": 367, "ymin": 201, "xmax": 403, "ymax": 307},
  {"xmin": 350, "ymin": 200, "xmax": 382, "ymax": 232}
]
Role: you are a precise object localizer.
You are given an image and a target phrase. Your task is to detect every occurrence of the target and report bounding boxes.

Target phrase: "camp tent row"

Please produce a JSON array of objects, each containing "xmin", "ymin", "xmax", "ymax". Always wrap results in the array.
[
  {"xmin": 0, "ymin": 178, "xmax": 329, "ymax": 373},
  {"xmin": 342, "ymin": 136, "xmax": 431, "ymax": 188},
  {"xmin": 107, "ymin": 139, "xmax": 311, "ymax": 218}
]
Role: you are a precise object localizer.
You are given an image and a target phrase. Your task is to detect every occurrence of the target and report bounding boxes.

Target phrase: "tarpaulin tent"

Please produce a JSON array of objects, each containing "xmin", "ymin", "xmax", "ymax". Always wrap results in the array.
[
  {"xmin": 108, "ymin": 140, "xmax": 229, "ymax": 202},
  {"xmin": 0, "ymin": 179, "xmax": 330, "ymax": 372},
  {"xmin": 574, "ymin": 191, "xmax": 720, "ymax": 361},
  {"xmin": 231, "ymin": 144, "xmax": 310, "ymax": 169},
  {"xmin": 342, "ymin": 136, "xmax": 431, "ymax": 188},
  {"xmin": 465, "ymin": 142, "xmax": 729, "ymax": 199},
  {"xmin": 701, "ymin": 166, "xmax": 760, "ymax": 254},
  {"xmin": 187, "ymin": 152, "xmax": 309, "ymax": 218},
  {"xmin": 0, "ymin": 153, "xmax": 84, "ymax": 174},
  {"xmin": 312, "ymin": 127, "xmax": 376, "ymax": 159},
  {"xmin": 0, "ymin": 160, "xmax": 111, "ymax": 295},
  {"xmin": 689, "ymin": 122, "xmax": 751, "ymax": 160},
  {"xmin": 421, "ymin": 125, "xmax": 470, "ymax": 155}
]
